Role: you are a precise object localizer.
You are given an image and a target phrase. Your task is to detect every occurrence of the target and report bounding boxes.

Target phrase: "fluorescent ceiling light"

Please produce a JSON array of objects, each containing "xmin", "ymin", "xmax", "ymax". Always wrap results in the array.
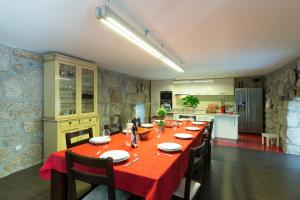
[
  {"xmin": 96, "ymin": 5, "xmax": 184, "ymax": 73},
  {"xmin": 173, "ymin": 81, "xmax": 193, "ymax": 84},
  {"xmin": 173, "ymin": 79, "xmax": 215, "ymax": 84},
  {"xmin": 193, "ymin": 79, "xmax": 215, "ymax": 83}
]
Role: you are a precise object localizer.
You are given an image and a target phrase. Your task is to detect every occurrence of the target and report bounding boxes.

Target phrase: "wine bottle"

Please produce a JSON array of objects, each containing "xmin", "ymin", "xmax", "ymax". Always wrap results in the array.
[{"xmin": 131, "ymin": 120, "xmax": 137, "ymax": 148}]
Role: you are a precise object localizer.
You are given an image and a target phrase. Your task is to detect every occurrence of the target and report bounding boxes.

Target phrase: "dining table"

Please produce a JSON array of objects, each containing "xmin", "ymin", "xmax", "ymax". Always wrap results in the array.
[{"xmin": 39, "ymin": 122, "xmax": 206, "ymax": 200}]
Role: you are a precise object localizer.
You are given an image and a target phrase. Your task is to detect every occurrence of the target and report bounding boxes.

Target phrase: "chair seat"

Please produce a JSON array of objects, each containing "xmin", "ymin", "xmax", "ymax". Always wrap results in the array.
[
  {"xmin": 173, "ymin": 177, "xmax": 201, "ymax": 200},
  {"xmin": 262, "ymin": 133, "xmax": 279, "ymax": 138},
  {"xmin": 83, "ymin": 185, "xmax": 130, "ymax": 200}
]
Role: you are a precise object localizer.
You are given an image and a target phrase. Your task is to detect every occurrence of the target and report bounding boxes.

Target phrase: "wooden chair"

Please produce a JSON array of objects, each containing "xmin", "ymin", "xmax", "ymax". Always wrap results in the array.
[
  {"xmin": 103, "ymin": 124, "xmax": 122, "ymax": 136},
  {"xmin": 65, "ymin": 150, "xmax": 130, "ymax": 200},
  {"xmin": 66, "ymin": 128, "xmax": 93, "ymax": 149},
  {"xmin": 179, "ymin": 115, "xmax": 196, "ymax": 122},
  {"xmin": 204, "ymin": 119, "xmax": 213, "ymax": 172},
  {"xmin": 173, "ymin": 140, "xmax": 207, "ymax": 200}
]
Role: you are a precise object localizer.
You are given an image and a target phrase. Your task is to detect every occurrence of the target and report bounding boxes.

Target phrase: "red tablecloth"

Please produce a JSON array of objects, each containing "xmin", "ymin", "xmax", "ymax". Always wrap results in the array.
[{"xmin": 40, "ymin": 124, "xmax": 205, "ymax": 200}]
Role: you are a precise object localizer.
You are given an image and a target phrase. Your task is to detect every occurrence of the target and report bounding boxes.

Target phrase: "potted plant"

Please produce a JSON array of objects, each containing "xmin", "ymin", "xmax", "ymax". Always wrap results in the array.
[
  {"xmin": 182, "ymin": 95, "xmax": 200, "ymax": 112},
  {"xmin": 156, "ymin": 108, "xmax": 167, "ymax": 133}
]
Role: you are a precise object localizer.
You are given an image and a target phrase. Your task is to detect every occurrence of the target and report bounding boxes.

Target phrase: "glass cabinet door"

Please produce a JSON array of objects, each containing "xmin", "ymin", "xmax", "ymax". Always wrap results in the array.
[
  {"xmin": 59, "ymin": 63, "xmax": 77, "ymax": 116},
  {"xmin": 81, "ymin": 68, "xmax": 94, "ymax": 113}
]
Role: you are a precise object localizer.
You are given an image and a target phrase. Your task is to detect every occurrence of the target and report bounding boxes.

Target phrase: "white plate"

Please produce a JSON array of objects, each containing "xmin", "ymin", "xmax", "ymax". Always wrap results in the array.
[
  {"xmin": 100, "ymin": 150, "xmax": 130, "ymax": 163},
  {"xmin": 89, "ymin": 136, "xmax": 111, "ymax": 144},
  {"xmin": 185, "ymin": 127, "xmax": 201, "ymax": 131},
  {"xmin": 141, "ymin": 123, "xmax": 154, "ymax": 128},
  {"xmin": 154, "ymin": 119, "xmax": 165, "ymax": 123},
  {"xmin": 177, "ymin": 118, "xmax": 194, "ymax": 122},
  {"xmin": 192, "ymin": 121, "xmax": 205, "ymax": 125},
  {"xmin": 157, "ymin": 142, "xmax": 182, "ymax": 152},
  {"xmin": 174, "ymin": 133, "xmax": 193, "ymax": 139}
]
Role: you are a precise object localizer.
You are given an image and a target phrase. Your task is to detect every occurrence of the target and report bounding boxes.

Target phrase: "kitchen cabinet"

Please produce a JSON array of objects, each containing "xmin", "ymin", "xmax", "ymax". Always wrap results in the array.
[
  {"xmin": 151, "ymin": 80, "xmax": 173, "ymax": 102},
  {"xmin": 43, "ymin": 53, "xmax": 99, "ymax": 159},
  {"xmin": 151, "ymin": 80, "xmax": 173, "ymax": 116},
  {"xmin": 173, "ymin": 78, "xmax": 234, "ymax": 95}
]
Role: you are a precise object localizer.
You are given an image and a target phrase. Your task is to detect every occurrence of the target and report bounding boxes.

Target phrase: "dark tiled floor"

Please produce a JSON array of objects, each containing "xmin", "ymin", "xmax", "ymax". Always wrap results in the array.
[
  {"xmin": 205, "ymin": 146, "xmax": 300, "ymax": 200},
  {"xmin": 1, "ymin": 145, "xmax": 300, "ymax": 200},
  {"xmin": 213, "ymin": 133, "xmax": 283, "ymax": 153},
  {"xmin": 0, "ymin": 165, "xmax": 50, "ymax": 200}
]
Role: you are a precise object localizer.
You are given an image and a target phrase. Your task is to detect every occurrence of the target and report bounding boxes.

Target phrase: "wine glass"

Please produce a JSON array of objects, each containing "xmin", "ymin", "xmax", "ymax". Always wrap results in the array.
[
  {"xmin": 155, "ymin": 126, "xmax": 162, "ymax": 138},
  {"xmin": 172, "ymin": 124, "xmax": 177, "ymax": 134},
  {"xmin": 131, "ymin": 133, "xmax": 140, "ymax": 148},
  {"xmin": 102, "ymin": 127, "xmax": 110, "ymax": 149},
  {"xmin": 131, "ymin": 133, "xmax": 140, "ymax": 157}
]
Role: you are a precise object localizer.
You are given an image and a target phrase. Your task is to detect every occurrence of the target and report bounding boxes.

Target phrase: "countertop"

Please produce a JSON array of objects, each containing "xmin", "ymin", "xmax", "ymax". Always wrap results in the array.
[
  {"xmin": 167, "ymin": 111, "xmax": 238, "ymax": 116},
  {"xmin": 213, "ymin": 113, "xmax": 239, "ymax": 117}
]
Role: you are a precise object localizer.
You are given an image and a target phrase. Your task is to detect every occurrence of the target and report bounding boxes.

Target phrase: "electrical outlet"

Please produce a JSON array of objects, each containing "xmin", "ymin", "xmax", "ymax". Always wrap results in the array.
[{"xmin": 16, "ymin": 145, "xmax": 21, "ymax": 151}]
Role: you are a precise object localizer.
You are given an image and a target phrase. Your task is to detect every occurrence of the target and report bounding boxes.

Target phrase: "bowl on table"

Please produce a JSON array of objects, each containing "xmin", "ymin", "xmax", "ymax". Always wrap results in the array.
[
  {"xmin": 137, "ymin": 127, "xmax": 152, "ymax": 140},
  {"xmin": 165, "ymin": 121, "xmax": 180, "ymax": 128}
]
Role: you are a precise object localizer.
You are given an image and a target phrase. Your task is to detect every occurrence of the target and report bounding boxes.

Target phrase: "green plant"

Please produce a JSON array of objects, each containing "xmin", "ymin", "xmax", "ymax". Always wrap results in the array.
[
  {"xmin": 156, "ymin": 108, "xmax": 167, "ymax": 127},
  {"xmin": 182, "ymin": 95, "xmax": 200, "ymax": 108}
]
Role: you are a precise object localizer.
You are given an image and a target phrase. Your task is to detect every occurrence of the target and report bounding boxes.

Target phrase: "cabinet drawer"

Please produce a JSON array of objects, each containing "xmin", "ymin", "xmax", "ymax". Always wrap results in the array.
[
  {"xmin": 82, "ymin": 117, "xmax": 98, "ymax": 124},
  {"xmin": 59, "ymin": 120, "xmax": 80, "ymax": 130}
]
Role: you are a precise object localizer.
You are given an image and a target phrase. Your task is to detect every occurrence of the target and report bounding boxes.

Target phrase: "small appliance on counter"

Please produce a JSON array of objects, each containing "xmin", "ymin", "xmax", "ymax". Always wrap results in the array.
[{"xmin": 163, "ymin": 103, "xmax": 172, "ymax": 112}]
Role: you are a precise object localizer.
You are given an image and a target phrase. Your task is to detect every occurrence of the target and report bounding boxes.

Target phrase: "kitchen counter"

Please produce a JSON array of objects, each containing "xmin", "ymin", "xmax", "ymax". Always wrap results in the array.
[
  {"xmin": 166, "ymin": 111, "xmax": 239, "ymax": 139},
  {"xmin": 166, "ymin": 111, "xmax": 213, "ymax": 121},
  {"xmin": 213, "ymin": 113, "xmax": 239, "ymax": 117},
  {"xmin": 213, "ymin": 114, "xmax": 239, "ymax": 140},
  {"xmin": 167, "ymin": 111, "xmax": 238, "ymax": 116}
]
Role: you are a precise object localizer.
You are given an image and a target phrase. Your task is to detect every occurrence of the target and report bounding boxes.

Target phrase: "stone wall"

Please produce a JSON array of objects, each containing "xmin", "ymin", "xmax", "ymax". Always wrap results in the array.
[
  {"xmin": 264, "ymin": 58, "xmax": 300, "ymax": 155},
  {"xmin": 0, "ymin": 44, "xmax": 44, "ymax": 178},
  {"xmin": 97, "ymin": 68, "xmax": 150, "ymax": 130},
  {"xmin": 0, "ymin": 43, "xmax": 151, "ymax": 177}
]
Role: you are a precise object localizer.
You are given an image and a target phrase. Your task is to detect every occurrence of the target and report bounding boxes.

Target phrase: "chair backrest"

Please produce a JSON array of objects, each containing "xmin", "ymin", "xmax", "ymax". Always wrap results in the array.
[
  {"xmin": 184, "ymin": 139, "xmax": 207, "ymax": 200},
  {"xmin": 204, "ymin": 119, "xmax": 214, "ymax": 141},
  {"xmin": 102, "ymin": 124, "xmax": 122, "ymax": 136},
  {"xmin": 209, "ymin": 119, "xmax": 214, "ymax": 133},
  {"xmin": 65, "ymin": 128, "xmax": 93, "ymax": 149},
  {"xmin": 65, "ymin": 150, "xmax": 116, "ymax": 200},
  {"xmin": 179, "ymin": 115, "xmax": 196, "ymax": 122}
]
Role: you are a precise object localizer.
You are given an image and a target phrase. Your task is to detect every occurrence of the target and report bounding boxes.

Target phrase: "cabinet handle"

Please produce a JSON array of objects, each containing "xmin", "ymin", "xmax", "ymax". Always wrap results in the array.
[
  {"xmin": 69, "ymin": 122, "xmax": 72, "ymax": 125},
  {"xmin": 89, "ymin": 119, "xmax": 91, "ymax": 122}
]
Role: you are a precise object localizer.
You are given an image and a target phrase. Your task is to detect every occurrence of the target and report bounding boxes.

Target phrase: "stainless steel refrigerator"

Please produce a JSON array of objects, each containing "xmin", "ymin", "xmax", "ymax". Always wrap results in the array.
[{"xmin": 235, "ymin": 88, "xmax": 263, "ymax": 133}]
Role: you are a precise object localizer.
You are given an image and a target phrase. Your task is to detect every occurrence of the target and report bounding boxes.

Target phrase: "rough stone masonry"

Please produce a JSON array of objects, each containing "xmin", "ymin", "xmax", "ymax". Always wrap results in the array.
[
  {"xmin": 264, "ymin": 58, "xmax": 300, "ymax": 155},
  {"xmin": 0, "ymin": 43, "xmax": 150, "ymax": 177}
]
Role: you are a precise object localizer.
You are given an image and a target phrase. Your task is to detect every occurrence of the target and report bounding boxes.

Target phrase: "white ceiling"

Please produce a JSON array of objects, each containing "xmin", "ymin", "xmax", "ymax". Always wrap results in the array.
[{"xmin": 1, "ymin": 0, "xmax": 300, "ymax": 80}]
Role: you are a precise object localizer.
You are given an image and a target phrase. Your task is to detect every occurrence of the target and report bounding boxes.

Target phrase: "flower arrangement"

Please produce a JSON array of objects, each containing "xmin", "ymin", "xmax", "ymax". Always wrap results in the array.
[{"xmin": 156, "ymin": 107, "xmax": 167, "ymax": 127}]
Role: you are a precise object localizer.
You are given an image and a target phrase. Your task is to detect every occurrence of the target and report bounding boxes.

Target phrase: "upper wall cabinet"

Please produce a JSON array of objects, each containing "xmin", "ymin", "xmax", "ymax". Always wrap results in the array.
[
  {"xmin": 44, "ymin": 53, "xmax": 98, "ymax": 119},
  {"xmin": 151, "ymin": 80, "xmax": 173, "ymax": 103},
  {"xmin": 173, "ymin": 78, "xmax": 234, "ymax": 95}
]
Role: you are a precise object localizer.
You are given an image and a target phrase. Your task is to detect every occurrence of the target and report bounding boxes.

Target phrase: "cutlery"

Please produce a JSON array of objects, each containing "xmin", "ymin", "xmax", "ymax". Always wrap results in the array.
[
  {"xmin": 96, "ymin": 150, "xmax": 102, "ymax": 155},
  {"xmin": 90, "ymin": 150, "xmax": 101, "ymax": 157},
  {"xmin": 124, "ymin": 157, "xmax": 140, "ymax": 167},
  {"xmin": 156, "ymin": 152, "xmax": 174, "ymax": 157}
]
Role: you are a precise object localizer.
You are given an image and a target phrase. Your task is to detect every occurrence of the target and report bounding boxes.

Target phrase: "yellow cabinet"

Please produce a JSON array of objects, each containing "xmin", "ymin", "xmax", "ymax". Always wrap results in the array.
[{"xmin": 43, "ymin": 53, "xmax": 99, "ymax": 159}]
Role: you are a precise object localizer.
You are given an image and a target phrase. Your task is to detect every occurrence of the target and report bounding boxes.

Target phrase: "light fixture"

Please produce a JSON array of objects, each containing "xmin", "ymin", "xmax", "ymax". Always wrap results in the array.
[
  {"xmin": 173, "ymin": 79, "xmax": 215, "ymax": 84},
  {"xmin": 96, "ymin": 5, "xmax": 184, "ymax": 73}
]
